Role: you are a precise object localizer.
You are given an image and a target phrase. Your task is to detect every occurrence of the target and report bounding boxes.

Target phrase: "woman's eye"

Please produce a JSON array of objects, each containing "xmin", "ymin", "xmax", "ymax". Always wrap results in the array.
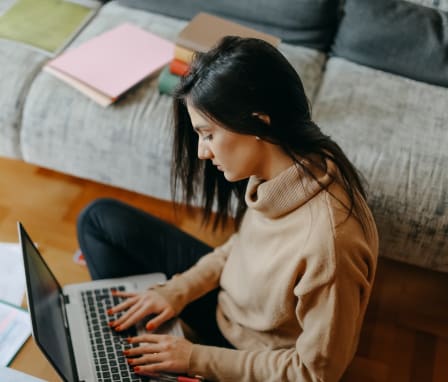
[{"xmin": 203, "ymin": 134, "xmax": 213, "ymax": 141}]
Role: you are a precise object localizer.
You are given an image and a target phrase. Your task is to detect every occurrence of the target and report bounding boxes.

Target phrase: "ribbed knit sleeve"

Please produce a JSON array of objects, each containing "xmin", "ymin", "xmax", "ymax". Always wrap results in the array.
[
  {"xmin": 152, "ymin": 235, "xmax": 235, "ymax": 315},
  {"xmin": 187, "ymin": 229, "xmax": 377, "ymax": 382}
]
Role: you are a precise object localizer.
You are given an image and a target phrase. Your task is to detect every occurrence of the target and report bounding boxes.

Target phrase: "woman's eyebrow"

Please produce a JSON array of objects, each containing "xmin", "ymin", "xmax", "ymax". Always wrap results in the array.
[{"xmin": 193, "ymin": 124, "xmax": 210, "ymax": 133}]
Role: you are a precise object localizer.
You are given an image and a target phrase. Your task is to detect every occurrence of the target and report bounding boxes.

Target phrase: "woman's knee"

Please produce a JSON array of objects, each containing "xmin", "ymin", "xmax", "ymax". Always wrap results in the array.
[{"xmin": 77, "ymin": 198, "xmax": 125, "ymax": 239}]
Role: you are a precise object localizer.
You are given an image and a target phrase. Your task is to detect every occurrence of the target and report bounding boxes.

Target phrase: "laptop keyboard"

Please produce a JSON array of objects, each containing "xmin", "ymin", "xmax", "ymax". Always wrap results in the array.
[{"xmin": 81, "ymin": 286, "xmax": 154, "ymax": 382}]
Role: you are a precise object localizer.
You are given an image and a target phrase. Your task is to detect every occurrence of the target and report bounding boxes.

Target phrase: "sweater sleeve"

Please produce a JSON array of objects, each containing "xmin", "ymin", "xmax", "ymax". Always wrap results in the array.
[
  {"xmin": 188, "ymin": 246, "xmax": 374, "ymax": 382},
  {"xmin": 152, "ymin": 234, "xmax": 236, "ymax": 315}
]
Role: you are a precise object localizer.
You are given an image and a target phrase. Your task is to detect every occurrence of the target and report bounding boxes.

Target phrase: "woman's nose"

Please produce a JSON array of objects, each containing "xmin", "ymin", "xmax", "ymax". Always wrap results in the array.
[{"xmin": 198, "ymin": 141, "xmax": 212, "ymax": 160}]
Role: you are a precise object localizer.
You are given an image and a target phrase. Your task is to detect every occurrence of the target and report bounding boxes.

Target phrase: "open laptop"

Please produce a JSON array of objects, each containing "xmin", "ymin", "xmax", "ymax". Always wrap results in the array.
[{"xmin": 18, "ymin": 222, "xmax": 183, "ymax": 382}]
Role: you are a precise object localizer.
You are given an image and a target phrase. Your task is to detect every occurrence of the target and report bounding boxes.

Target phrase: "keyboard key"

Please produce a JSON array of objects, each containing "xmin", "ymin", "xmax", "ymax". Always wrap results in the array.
[{"xmin": 82, "ymin": 286, "xmax": 143, "ymax": 380}]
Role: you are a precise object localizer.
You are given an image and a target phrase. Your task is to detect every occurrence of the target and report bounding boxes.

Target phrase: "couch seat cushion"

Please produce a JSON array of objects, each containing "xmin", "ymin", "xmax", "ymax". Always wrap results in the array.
[
  {"xmin": 21, "ymin": 1, "xmax": 326, "ymax": 202},
  {"xmin": 313, "ymin": 57, "xmax": 448, "ymax": 272},
  {"xmin": 0, "ymin": 40, "xmax": 47, "ymax": 158}
]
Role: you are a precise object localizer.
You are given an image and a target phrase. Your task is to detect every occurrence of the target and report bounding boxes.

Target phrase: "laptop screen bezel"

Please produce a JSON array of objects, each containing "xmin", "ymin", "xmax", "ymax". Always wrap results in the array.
[{"xmin": 17, "ymin": 222, "xmax": 79, "ymax": 382}]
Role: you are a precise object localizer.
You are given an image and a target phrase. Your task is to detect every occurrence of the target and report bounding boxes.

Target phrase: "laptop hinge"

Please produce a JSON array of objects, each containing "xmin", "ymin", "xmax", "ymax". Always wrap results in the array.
[
  {"xmin": 62, "ymin": 293, "xmax": 70, "ymax": 304},
  {"xmin": 59, "ymin": 294, "xmax": 69, "ymax": 329}
]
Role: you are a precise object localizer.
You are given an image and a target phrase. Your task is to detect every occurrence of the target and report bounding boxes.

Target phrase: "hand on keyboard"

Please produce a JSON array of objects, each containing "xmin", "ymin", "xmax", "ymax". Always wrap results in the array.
[
  {"xmin": 107, "ymin": 289, "xmax": 176, "ymax": 333},
  {"xmin": 124, "ymin": 333, "xmax": 194, "ymax": 377}
]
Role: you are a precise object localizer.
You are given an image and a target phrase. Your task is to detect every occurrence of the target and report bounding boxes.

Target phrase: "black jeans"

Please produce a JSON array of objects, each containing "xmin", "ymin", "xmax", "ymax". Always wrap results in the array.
[{"xmin": 77, "ymin": 198, "xmax": 232, "ymax": 348}]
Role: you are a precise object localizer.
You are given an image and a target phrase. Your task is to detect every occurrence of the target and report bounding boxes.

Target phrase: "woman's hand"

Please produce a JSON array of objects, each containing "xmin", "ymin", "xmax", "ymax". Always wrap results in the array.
[
  {"xmin": 108, "ymin": 289, "xmax": 175, "ymax": 332},
  {"xmin": 125, "ymin": 334, "xmax": 193, "ymax": 375}
]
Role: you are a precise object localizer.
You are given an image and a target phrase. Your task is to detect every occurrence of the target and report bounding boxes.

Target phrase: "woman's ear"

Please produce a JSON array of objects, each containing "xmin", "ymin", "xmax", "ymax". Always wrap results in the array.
[{"xmin": 252, "ymin": 112, "xmax": 271, "ymax": 125}]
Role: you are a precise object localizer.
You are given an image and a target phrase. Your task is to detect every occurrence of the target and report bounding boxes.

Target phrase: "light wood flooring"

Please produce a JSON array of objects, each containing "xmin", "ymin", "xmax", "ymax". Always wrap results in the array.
[{"xmin": 1, "ymin": 157, "xmax": 447, "ymax": 382}]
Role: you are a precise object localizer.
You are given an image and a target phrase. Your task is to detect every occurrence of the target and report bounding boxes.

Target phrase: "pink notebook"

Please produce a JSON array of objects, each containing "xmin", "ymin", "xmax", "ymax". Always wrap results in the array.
[{"xmin": 47, "ymin": 23, "xmax": 174, "ymax": 101}]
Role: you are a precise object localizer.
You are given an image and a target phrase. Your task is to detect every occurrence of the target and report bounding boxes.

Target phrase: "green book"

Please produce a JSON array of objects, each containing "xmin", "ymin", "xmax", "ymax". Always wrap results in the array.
[
  {"xmin": 0, "ymin": 0, "xmax": 99, "ymax": 55},
  {"xmin": 158, "ymin": 65, "xmax": 181, "ymax": 96}
]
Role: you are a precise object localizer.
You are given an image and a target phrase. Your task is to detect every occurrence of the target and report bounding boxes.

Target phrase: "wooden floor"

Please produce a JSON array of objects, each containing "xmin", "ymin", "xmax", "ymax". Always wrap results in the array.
[{"xmin": 1, "ymin": 157, "xmax": 447, "ymax": 382}]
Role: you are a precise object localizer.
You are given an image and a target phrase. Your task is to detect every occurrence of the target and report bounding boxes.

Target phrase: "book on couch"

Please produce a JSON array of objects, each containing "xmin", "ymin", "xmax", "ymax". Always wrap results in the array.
[
  {"xmin": 159, "ymin": 11, "xmax": 281, "ymax": 96},
  {"xmin": 175, "ymin": 12, "xmax": 281, "ymax": 61},
  {"xmin": 44, "ymin": 23, "xmax": 174, "ymax": 107},
  {"xmin": 0, "ymin": 0, "xmax": 100, "ymax": 55}
]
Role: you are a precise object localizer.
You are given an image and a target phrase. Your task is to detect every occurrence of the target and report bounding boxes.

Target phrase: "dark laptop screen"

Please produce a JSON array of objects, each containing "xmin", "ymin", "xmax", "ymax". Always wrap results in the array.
[{"xmin": 18, "ymin": 223, "xmax": 77, "ymax": 382}]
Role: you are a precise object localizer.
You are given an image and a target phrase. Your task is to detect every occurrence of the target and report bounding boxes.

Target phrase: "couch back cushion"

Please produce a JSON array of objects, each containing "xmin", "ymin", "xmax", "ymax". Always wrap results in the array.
[
  {"xmin": 407, "ymin": 0, "xmax": 448, "ymax": 10},
  {"xmin": 117, "ymin": 0, "xmax": 339, "ymax": 51},
  {"xmin": 332, "ymin": 0, "xmax": 448, "ymax": 87}
]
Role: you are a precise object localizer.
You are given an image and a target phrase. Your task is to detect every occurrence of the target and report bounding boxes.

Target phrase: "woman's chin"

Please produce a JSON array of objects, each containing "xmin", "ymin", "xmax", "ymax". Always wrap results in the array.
[
  {"xmin": 222, "ymin": 171, "xmax": 235, "ymax": 182},
  {"xmin": 223, "ymin": 173, "xmax": 232, "ymax": 181},
  {"xmin": 223, "ymin": 171, "xmax": 246, "ymax": 182}
]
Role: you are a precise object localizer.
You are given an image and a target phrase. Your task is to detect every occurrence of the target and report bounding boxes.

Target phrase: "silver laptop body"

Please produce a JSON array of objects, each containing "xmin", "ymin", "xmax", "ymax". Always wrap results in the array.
[{"xmin": 18, "ymin": 222, "xmax": 182, "ymax": 382}]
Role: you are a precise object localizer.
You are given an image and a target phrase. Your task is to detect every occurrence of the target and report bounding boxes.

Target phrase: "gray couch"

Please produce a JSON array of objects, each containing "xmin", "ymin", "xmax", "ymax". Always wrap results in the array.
[{"xmin": 1, "ymin": 0, "xmax": 447, "ymax": 272}]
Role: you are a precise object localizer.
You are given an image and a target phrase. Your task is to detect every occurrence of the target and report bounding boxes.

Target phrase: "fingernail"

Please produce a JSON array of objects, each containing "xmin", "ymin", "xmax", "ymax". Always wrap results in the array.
[
  {"xmin": 133, "ymin": 366, "xmax": 141, "ymax": 372},
  {"xmin": 108, "ymin": 321, "xmax": 116, "ymax": 327},
  {"xmin": 115, "ymin": 325, "xmax": 122, "ymax": 331},
  {"xmin": 107, "ymin": 309, "xmax": 113, "ymax": 315},
  {"xmin": 123, "ymin": 350, "xmax": 130, "ymax": 355},
  {"xmin": 145, "ymin": 322, "xmax": 154, "ymax": 330},
  {"xmin": 126, "ymin": 337, "xmax": 133, "ymax": 343},
  {"xmin": 127, "ymin": 358, "xmax": 134, "ymax": 364}
]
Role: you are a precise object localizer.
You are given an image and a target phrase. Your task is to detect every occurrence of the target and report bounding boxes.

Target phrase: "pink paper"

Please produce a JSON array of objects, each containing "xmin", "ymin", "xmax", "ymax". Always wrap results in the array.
[{"xmin": 48, "ymin": 23, "xmax": 174, "ymax": 98}]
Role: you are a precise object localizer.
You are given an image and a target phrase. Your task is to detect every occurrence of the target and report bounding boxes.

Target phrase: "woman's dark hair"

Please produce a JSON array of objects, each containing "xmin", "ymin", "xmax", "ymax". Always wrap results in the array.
[{"xmin": 172, "ymin": 36, "xmax": 366, "ymax": 229}]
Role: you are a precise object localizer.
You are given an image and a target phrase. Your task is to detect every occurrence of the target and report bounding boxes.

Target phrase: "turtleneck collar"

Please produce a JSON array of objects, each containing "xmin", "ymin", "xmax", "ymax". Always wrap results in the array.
[{"xmin": 245, "ymin": 159, "xmax": 336, "ymax": 218}]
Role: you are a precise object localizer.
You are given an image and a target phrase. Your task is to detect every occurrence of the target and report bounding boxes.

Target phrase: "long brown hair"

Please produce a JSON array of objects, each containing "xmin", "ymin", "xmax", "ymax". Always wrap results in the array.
[{"xmin": 172, "ymin": 36, "xmax": 366, "ymax": 229}]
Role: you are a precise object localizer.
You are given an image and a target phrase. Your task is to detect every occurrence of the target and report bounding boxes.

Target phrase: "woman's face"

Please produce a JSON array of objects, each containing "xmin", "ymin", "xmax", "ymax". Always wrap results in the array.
[{"xmin": 187, "ymin": 103, "xmax": 264, "ymax": 182}]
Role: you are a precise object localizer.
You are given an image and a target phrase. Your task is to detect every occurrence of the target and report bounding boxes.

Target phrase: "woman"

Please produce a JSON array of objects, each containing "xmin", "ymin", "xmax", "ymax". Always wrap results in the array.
[{"xmin": 77, "ymin": 36, "xmax": 378, "ymax": 382}]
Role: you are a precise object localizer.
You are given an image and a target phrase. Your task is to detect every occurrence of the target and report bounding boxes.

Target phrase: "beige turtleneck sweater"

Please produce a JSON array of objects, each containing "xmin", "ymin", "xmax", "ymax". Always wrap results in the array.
[{"xmin": 155, "ymin": 161, "xmax": 378, "ymax": 382}]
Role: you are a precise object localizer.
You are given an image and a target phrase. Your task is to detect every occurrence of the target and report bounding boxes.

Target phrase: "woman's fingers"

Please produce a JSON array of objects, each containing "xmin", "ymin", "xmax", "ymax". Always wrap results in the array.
[
  {"xmin": 132, "ymin": 361, "xmax": 177, "ymax": 375},
  {"xmin": 128, "ymin": 333, "xmax": 166, "ymax": 345},
  {"xmin": 110, "ymin": 299, "xmax": 170, "ymax": 332},
  {"xmin": 106, "ymin": 290, "xmax": 175, "ymax": 333},
  {"xmin": 125, "ymin": 337, "xmax": 167, "ymax": 369},
  {"xmin": 145, "ymin": 308, "xmax": 174, "ymax": 331},
  {"xmin": 124, "ymin": 334, "xmax": 192, "ymax": 375},
  {"xmin": 124, "ymin": 342, "xmax": 164, "ymax": 358},
  {"xmin": 107, "ymin": 295, "xmax": 138, "ymax": 315},
  {"xmin": 111, "ymin": 290, "xmax": 137, "ymax": 298},
  {"xmin": 110, "ymin": 303, "xmax": 148, "ymax": 331},
  {"xmin": 128, "ymin": 352, "xmax": 164, "ymax": 365}
]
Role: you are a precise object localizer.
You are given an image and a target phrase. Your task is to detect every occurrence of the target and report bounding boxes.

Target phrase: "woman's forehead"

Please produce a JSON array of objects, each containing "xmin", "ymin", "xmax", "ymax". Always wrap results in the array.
[{"xmin": 186, "ymin": 103, "xmax": 211, "ymax": 128}]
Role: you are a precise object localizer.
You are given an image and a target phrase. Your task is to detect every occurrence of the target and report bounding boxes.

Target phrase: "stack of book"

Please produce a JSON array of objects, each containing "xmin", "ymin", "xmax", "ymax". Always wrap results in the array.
[{"xmin": 158, "ymin": 12, "xmax": 281, "ymax": 96}]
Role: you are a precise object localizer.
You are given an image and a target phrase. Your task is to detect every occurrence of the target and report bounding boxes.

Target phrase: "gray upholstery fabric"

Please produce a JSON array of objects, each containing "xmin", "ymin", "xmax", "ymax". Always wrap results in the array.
[
  {"xmin": 407, "ymin": 0, "xmax": 448, "ymax": 11},
  {"xmin": 0, "ymin": 40, "xmax": 46, "ymax": 158},
  {"xmin": 21, "ymin": 1, "xmax": 326, "ymax": 201},
  {"xmin": 333, "ymin": 0, "xmax": 448, "ymax": 87},
  {"xmin": 313, "ymin": 58, "xmax": 448, "ymax": 272},
  {"xmin": 15, "ymin": 0, "xmax": 447, "ymax": 273},
  {"xmin": 117, "ymin": 0, "xmax": 339, "ymax": 51}
]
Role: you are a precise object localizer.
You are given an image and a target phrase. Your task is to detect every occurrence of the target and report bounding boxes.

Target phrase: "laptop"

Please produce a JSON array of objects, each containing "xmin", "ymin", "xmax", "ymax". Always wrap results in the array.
[{"xmin": 17, "ymin": 222, "xmax": 183, "ymax": 382}]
